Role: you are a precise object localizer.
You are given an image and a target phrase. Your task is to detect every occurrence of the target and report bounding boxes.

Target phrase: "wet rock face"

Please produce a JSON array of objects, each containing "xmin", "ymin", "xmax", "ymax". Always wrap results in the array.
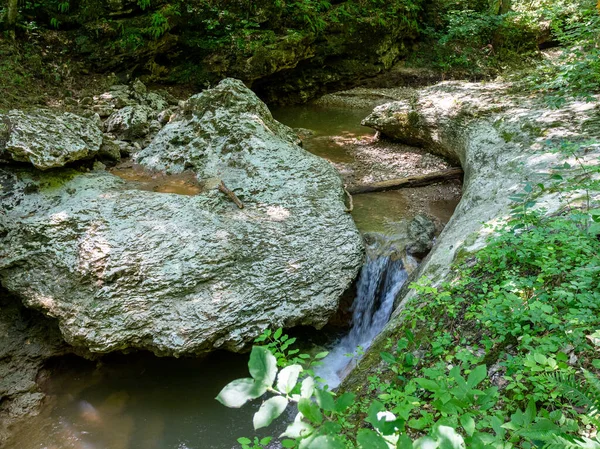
[
  {"xmin": 406, "ymin": 215, "xmax": 436, "ymax": 258},
  {"xmin": 0, "ymin": 109, "xmax": 104, "ymax": 170},
  {"xmin": 0, "ymin": 78, "xmax": 364, "ymax": 357},
  {"xmin": 0, "ymin": 290, "xmax": 72, "ymax": 445}
]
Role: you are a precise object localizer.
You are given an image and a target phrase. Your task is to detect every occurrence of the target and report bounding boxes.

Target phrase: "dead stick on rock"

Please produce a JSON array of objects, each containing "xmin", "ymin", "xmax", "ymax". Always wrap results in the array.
[
  {"xmin": 218, "ymin": 181, "xmax": 244, "ymax": 209},
  {"xmin": 344, "ymin": 185, "xmax": 354, "ymax": 213}
]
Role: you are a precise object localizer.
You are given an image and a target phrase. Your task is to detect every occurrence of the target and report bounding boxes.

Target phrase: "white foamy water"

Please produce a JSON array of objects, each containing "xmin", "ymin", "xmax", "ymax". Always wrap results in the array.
[{"xmin": 316, "ymin": 252, "xmax": 411, "ymax": 389}]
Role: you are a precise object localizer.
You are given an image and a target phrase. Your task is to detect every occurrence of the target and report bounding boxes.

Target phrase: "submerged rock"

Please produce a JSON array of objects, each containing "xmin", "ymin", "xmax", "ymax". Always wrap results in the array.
[
  {"xmin": 0, "ymin": 109, "xmax": 104, "ymax": 170},
  {"xmin": 0, "ymin": 78, "xmax": 364, "ymax": 356}
]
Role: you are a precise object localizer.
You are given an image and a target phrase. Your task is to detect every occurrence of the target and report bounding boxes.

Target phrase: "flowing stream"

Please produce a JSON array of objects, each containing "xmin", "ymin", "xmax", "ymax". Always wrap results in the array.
[
  {"xmin": 5, "ymin": 103, "xmax": 459, "ymax": 449},
  {"xmin": 316, "ymin": 244, "xmax": 413, "ymax": 388}
]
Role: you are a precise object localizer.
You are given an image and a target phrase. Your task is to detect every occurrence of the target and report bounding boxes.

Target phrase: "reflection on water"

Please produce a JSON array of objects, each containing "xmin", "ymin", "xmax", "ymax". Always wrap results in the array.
[
  {"xmin": 351, "ymin": 190, "xmax": 460, "ymax": 234},
  {"xmin": 110, "ymin": 163, "xmax": 203, "ymax": 196},
  {"xmin": 271, "ymin": 105, "xmax": 375, "ymax": 164},
  {"xmin": 5, "ymin": 353, "xmax": 275, "ymax": 449}
]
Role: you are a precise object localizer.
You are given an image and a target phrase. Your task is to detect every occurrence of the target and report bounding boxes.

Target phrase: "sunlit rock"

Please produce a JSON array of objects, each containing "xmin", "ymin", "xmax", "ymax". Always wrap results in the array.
[
  {"xmin": 0, "ymin": 109, "xmax": 104, "ymax": 170},
  {"xmin": 0, "ymin": 78, "xmax": 364, "ymax": 356}
]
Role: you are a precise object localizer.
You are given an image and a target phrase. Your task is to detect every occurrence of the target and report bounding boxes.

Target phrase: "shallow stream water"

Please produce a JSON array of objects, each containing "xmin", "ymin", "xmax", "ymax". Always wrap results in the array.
[{"xmin": 6, "ymin": 104, "xmax": 460, "ymax": 449}]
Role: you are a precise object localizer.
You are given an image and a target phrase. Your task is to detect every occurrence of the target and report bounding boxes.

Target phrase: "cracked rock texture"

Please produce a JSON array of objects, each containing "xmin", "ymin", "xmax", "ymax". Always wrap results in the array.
[
  {"xmin": 0, "ymin": 290, "xmax": 73, "ymax": 446},
  {"xmin": 0, "ymin": 109, "xmax": 104, "ymax": 170},
  {"xmin": 0, "ymin": 78, "xmax": 364, "ymax": 356}
]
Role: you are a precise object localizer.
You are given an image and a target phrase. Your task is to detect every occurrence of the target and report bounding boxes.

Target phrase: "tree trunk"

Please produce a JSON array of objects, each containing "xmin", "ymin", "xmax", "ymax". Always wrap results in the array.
[
  {"xmin": 346, "ymin": 168, "xmax": 463, "ymax": 195},
  {"xmin": 6, "ymin": 0, "xmax": 18, "ymax": 37},
  {"xmin": 499, "ymin": 0, "xmax": 512, "ymax": 14},
  {"xmin": 491, "ymin": 0, "xmax": 511, "ymax": 14}
]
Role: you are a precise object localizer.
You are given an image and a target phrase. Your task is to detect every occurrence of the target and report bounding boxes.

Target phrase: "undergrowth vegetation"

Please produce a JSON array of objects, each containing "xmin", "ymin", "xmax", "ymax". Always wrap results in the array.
[
  {"xmin": 1, "ymin": 0, "xmax": 599, "ymax": 103},
  {"xmin": 413, "ymin": 0, "xmax": 600, "ymax": 104},
  {"xmin": 217, "ymin": 138, "xmax": 600, "ymax": 448}
]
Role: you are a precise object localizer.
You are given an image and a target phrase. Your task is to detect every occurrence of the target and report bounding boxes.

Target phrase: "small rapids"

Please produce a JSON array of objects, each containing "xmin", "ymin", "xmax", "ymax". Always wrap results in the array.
[{"xmin": 317, "ymin": 241, "xmax": 414, "ymax": 388}]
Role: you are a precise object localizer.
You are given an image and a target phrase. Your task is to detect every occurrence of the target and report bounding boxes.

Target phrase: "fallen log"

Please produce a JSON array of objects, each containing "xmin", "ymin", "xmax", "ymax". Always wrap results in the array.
[
  {"xmin": 347, "ymin": 168, "xmax": 463, "ymax": 195},
  {"xmin": 218, "ymin": 181, "xmax": 244, "ymax": 209}
]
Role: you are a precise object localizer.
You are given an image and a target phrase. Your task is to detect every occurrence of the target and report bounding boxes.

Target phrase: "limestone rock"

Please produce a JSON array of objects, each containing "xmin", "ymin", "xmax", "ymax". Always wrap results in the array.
[
  {"xmin": 406, "ymin": 215, "xmax": 436, "ymax": 258},
  {"xmin": 105, "ymin": 105, "xmax": 154, "ymax": 141},
  {"xmin": 0, "ymin": 291, "xmax": 73, "ymax": 446},
  {"xmin": 342, "ymin": 82, "xmax": 600, "ymax": 390},
  {"xmin": 0, "ymin": 78, "xmax": 364, "ymax": 357},
  {"xmin": 0, "ymin": 109, "xmax": 104, "ymax": 170}
]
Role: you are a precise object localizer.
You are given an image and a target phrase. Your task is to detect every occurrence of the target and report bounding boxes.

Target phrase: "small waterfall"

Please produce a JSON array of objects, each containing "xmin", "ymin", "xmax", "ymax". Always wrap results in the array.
[{"xmin": 317, "ymin": 244, "xmax": 413, "ymax": 389}]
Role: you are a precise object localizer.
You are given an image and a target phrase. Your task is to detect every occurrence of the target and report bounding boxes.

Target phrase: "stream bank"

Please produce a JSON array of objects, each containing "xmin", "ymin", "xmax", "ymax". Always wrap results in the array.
[
  {"xmin": 342, "ymin": 81, "xmax": 600, "ymax": 398},
  {"xmin": 1, "ymin": 81, "xmax": 461, "ymax": 449}
]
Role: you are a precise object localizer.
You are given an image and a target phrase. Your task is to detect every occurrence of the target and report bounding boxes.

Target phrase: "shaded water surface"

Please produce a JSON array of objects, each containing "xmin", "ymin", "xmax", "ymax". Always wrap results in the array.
[
  {"xmin": 271, "ymin": 105, "xmax": 375, "ymax": 164},
  {"xmin": 6, "ymin": 353, "xmax": 272, "ymax": 449}
]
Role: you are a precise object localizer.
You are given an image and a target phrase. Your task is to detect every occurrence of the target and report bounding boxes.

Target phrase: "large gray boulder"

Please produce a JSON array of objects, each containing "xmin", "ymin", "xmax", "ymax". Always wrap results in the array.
[
  {"xmin": 0, "ymin": 109, "xmax": 104, "ymax": 170},
  {"xmin": 0, "ymin": 79, "xmax": 363, "ymax": 356}
]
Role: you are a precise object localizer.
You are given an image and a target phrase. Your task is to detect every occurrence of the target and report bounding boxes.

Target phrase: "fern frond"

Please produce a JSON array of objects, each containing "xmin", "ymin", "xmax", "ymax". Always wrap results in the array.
[
  {"xmin": 582, "ymin": 369, "xmax": 600, "ymax": 418},
  {"xmin": 546, "ymin": 370, "xmax": 600, "ymax": 420},
  {"xmin": 543, "ymin": 434, "xmax": 600, "ymax": 449}
]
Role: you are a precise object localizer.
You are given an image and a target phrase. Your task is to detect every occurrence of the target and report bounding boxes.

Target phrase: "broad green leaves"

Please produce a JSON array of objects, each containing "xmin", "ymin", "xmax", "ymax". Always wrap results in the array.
[
  {"xmin": 253, "ymin": 396, "xmax": 289, "ymax": 430},
  {"xmin": 356, "ymin": 429, "xmax": 388, "ymax": 449},
  {"xmin": 298, "ymin": 398, "xmax": 323, "ymax": 425},
  {"xmin": 300, "ymin": 377, "xmax": 314, "ymax": 399},
  {"xmin": 277, "ymin": 365, "xmax": 303, "ymax": 395},
  {"xmin": 216, "ymin": 346, "xmax": 277, "ymax": 408},
  {"xmin": 215, "ymin": 378, "xmax": 266, "ymax": 408},
  {"xmin": 413, "ymin": 425, "xmax": 466, "ymax": 449},
  {"xmin": 249, "ymin": 346, "xmax": 277, "ymax": 389}
]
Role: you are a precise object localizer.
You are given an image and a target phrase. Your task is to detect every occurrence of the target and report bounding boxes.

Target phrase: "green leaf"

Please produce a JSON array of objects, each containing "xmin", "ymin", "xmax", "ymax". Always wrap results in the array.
[
  {"xmin": 249, "ymin": 346, "xmax": 277, "ymax": 388},
  {"xmin": 282, "ymin": 439, "xmax": 296, "ymax": 448},
  {"xmin": 277, "ymin": 365, "xmax": 303, "ymax": 394},
  {"xmin": 253, "ymin": 396, "xmax": 288, "ymax": 429},
  {"xmin": 301, "ymin": 377, "xmax": 315, "ymax": 399},
  {"xmin": 237, "ymin": 437, "xmax": 252, "ymax": 445},
  {"xmin": 298, "ymin": 398, "xmax": 323, "ymax": 425},
  {"xmin": 216, "ymin": 378, "xmax": 266, "ymax": 408},
  {"xmin": 413, "ymin": 436, "xmax": 438, "ymax": 448},
  {"xmin": 357, "ymin": 429, "xmax": 389, "ymax": 449},
  {"xmin": 365, "ymin": 401, "xmax": 386, "ymax": 431},
  {"xmin": 432, "ymin": 425, "xmax": 466, "ymax": 448},
  {"xmin": 416, "ymin": 378, "xmax": 440, "ymax": 392},
  {"xmin": 460, "ymin": 414, "xmax": 475, "ymax": 436},
  {"xmin": 314, "ymin": 351, "xmax": 328, "ymax": 359},
  {"xmin": 335, "ymin": 392, "xmax": 356, "ymax": 413},
  {"xmin": 281, "ymin": 419, "xmax": 314, "ymax": 439},
  {"xmin": 315, "ymin": 388, "xmax": 336, "ymax": 412},
  {"xmin": 274, "ymin": 328, "xmax": 283, "ymax": 339},
  {"xmin": 381, "ymin": 351, "xmax": 397, "ymax": 364},
  {"xmin": 524, "ymin": 398, "xmax": 536, "ymax": 425},
  {"xmin": 590, "ymin": 209, "xmax": 600, "ymax": 223},
  {"xmin": 300, "ymin": 435, "xmax": 346, "ymax": 449},
  {"xmin": 467, "ymin": 365, "xmax": 487, "ymax": 388}
]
